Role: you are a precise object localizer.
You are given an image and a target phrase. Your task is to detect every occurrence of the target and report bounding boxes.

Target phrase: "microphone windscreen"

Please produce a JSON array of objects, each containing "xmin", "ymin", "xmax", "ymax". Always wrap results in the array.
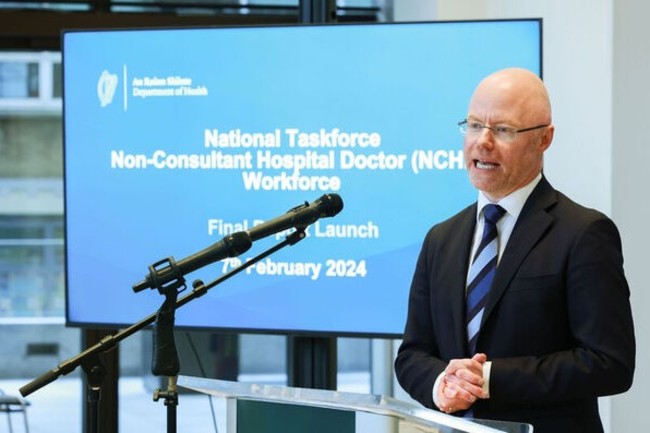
[{"xmin": 320, "ymin": 193, "xmax": 344, "ymax": 217}]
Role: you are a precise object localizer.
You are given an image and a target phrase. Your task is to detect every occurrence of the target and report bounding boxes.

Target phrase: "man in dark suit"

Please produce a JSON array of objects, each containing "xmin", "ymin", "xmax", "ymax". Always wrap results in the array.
[{"xmin": 394, "ymin": 68, "xmax": 635, "ymax": 433}]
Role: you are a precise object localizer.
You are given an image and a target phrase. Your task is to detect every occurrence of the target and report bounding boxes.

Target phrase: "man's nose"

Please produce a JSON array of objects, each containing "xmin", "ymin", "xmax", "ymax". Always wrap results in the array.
[{"xmin": 475, "ymin": 126, "xmax": 496, "ymax": 148}]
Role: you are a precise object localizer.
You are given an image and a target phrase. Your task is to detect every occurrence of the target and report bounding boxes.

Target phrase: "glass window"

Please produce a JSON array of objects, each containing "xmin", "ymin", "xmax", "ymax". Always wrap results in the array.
[
  {"xmin": 0, "ymin": 216, "xmax": 64, "ymax": 318},
  {"xmin": 0, "ymin": 50, "xmax": 79, "ymax": 433},
  {"xmin": 52, "ymin": 62, "xmax": 62, "ymax": 99},
  {"xmin": 0, "ymin": 61, "xmax": 39, "ymax": 98}
]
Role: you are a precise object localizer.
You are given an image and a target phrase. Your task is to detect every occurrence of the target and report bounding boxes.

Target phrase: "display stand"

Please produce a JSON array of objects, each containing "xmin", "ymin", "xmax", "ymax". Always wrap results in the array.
[
  {"xmin": 288, "ymin": 336, "xmax": 337, "ymax": 390},
  {"xmin": 178, "ymin": 376, "xmax": 533, "ymax": 433}
]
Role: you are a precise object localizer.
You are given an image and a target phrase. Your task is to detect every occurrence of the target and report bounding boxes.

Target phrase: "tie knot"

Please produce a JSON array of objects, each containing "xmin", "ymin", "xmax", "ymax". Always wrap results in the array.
[{"xmin": 483, "ymin": 204, "xmax": 506, "ymax": 225}]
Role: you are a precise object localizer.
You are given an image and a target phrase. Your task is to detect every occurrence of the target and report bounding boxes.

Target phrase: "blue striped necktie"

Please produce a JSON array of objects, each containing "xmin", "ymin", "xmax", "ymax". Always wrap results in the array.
[{"xmin": 466, "ymin": 204, "xmax": 506, "ymax": 354}]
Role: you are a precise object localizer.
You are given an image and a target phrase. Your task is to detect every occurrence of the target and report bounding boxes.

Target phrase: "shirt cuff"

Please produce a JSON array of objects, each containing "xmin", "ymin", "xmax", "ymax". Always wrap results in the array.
[
  {"xmin": 483, "ymin": 361, "xmax": 492, "ymax": 398},
  {"xmin": 432, "ymin": 371, "xmax": 445, "ymax": 409}
]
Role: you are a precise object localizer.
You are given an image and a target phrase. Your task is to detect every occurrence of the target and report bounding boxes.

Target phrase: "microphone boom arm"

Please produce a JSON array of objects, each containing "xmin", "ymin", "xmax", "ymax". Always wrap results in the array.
[{"xmin": 19, "ymin": 228, "xmax": 308, "ymax": 397}]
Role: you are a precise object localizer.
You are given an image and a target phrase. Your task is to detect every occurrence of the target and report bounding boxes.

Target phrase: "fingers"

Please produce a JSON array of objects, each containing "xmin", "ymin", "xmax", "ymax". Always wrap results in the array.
[
  {"xmin": 453, "ymin": 365, "xmax": 484, "ymax": 384},
  {"xmin": 445, "ymin": 354, "xmax": 485, "ymax": 377},
  {"xmin": 437, "ymin": 380, "xmax": 473, "ymax": 413},
  {"xmin": 437, "ymin": 355, "xmax": 490, "ymax": 414},
  {"xmin": 444, "ymin": 354, "xmax": 488, "ymax": 399},
  {"xmin": 471, "ymin": 353, "xmax": 487, "ymax": 363},
  {"xmin": 444, "ymin": 373, "xmax": 487, "ymax": 400},
  {"xmin": 439, "ymin": 402, "xmax": 469, "ymax": 414}
]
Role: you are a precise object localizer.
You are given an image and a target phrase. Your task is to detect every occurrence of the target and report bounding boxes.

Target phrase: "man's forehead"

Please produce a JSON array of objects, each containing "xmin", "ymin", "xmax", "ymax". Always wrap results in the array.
[{"xmin": 467, "ymin": 91, "xmax": 523, "ymax": 120}]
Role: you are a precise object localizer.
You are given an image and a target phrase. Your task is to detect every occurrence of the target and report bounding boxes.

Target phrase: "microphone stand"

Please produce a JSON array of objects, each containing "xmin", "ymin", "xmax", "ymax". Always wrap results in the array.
[
  {"xmin": 151, "ymin": 283, "xmax": 182, "ymax": 433},
  {"xmin": 18, "ymin": 228, "xmax": 307, "ymax": 433}
]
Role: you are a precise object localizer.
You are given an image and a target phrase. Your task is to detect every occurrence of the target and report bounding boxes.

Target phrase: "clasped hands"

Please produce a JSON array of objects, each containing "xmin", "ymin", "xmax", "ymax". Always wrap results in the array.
[{"xmin": 437, "ymin": 353, "xmax": 489, "ymax": 414}]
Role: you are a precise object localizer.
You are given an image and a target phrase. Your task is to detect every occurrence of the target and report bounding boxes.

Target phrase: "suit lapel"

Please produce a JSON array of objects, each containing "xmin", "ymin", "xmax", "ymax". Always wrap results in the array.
[
  {"xmin": 447, "ymin": 205, "xmax": 477, "ymax": 355},
  {"xmin": 480, "ymin": 177, "xmax": 557, "ymax": 331}
]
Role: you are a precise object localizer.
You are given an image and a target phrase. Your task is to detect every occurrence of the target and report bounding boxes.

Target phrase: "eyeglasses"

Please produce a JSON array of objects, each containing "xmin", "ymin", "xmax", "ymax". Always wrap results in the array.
[{"xmin": 458, "ymin": 119, "xmax": 549, "ymax": 143}]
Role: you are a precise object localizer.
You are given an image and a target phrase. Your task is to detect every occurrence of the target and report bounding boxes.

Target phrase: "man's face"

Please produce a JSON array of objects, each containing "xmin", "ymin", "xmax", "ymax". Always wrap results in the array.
[{"xmin": 463, "ymin": 77, "xmax": 552, "ymax": 201}]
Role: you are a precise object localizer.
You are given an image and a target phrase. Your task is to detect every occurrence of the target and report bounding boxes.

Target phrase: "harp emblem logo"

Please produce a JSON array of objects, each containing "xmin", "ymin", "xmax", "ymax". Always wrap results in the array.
[{"xmin": 97, "ymin": 70, "xmax": 118, "ymax": 107}]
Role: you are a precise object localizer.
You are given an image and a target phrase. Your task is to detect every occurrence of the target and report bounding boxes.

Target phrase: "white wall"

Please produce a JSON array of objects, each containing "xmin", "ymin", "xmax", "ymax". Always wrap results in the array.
[
  {"xmin": 388, "ymin": 1, "xmax": 645, "ymax": 432},
  {"xmin": 611, "ymin": 1, "xmax": 649, "ymax": 432},
  {"xmin": 392, "ymin": 0, "xmax": 613, "ymax": 212}
]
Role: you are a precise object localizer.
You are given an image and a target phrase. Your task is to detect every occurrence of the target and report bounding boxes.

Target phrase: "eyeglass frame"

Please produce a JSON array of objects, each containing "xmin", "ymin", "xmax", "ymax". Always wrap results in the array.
[{"xmin": 458, "ymin": 118, "xmax": 550, "ymax": 142}]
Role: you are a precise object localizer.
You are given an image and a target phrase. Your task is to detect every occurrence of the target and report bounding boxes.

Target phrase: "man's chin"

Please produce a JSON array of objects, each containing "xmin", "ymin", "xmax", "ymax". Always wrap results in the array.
[{"xmin": 468, "ymin": 176, "xmax": 503, "ymax": 199}]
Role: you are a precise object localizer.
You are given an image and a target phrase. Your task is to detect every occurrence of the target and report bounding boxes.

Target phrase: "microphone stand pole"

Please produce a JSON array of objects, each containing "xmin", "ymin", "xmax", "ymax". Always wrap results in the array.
[
  {"xmin": 151, "ymin": 286, "xmax": 181, "ymax": 433},
  {"xmin": 18, "ymin": 228, "xmax": 307, "ymax": 433}
]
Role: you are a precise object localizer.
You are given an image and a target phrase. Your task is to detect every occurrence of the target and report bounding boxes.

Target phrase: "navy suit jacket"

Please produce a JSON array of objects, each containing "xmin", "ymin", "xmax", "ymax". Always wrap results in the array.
[{"xmin": 395, "ymin": 177, "xmax": 635, "ymax": 433}]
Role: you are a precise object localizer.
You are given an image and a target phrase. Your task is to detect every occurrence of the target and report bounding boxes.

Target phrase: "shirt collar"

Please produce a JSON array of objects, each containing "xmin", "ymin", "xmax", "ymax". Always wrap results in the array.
[{"xmin": 476, "ymin": 173, "xmax": 542, "ymax": 221}]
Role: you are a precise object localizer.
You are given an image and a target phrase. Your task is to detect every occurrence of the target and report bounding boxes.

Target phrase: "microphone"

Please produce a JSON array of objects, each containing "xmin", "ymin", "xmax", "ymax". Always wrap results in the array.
[
  {"xmin": 132, "ymin": 231, "xmax": 252, "ymax": 293},
  {"xmin": 248, "ymin": 193, "xmax": 343, "ymax": 241}
]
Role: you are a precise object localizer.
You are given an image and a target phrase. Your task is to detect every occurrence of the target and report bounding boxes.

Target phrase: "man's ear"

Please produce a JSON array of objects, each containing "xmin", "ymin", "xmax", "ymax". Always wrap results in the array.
[{"xmin": 540, "ymin": 124, "xmax": 554, "ymax": 151}]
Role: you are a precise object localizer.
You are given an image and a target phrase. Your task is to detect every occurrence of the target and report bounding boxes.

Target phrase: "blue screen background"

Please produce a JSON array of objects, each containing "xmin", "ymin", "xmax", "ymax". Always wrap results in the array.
[{"xmin": 63, "ymin": 20, "xmax": 541, "ymax": 336}]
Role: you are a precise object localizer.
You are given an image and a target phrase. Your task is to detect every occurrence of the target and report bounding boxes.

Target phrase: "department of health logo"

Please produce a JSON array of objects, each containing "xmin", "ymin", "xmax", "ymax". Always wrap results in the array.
[{"xmin": 97, "ymin": 70, "xmax": 118, "ymax": 107}]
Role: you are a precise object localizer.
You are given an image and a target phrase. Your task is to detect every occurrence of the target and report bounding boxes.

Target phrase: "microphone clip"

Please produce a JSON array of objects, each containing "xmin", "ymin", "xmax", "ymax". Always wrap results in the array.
[
  {"xmin": 286, "ymin": 227, "xmax": 307, "ymax": 245},
  {"xmin": 288, "ymin": 201, "xmax": 310, "ymax": 229},
  {"xmin": 288, "ymin": 200, "xmax": 309, "ymax": 212},
  {"xmin": 147, "ymin": 257, "xmax": 187, "ymax": 295}
]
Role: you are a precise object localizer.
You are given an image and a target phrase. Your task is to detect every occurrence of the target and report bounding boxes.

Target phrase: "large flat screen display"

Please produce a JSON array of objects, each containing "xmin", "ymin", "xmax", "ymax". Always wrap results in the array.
[{"xmin": 63, "ymin": 19, "xmax": 541, "ymax": 336}]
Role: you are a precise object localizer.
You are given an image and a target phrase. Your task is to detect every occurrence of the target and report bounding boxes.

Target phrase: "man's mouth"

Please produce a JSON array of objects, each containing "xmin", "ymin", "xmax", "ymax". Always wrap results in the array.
[{"xmin": 475, "ymin": 160, "xmax": 499, "ymax": 169}]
